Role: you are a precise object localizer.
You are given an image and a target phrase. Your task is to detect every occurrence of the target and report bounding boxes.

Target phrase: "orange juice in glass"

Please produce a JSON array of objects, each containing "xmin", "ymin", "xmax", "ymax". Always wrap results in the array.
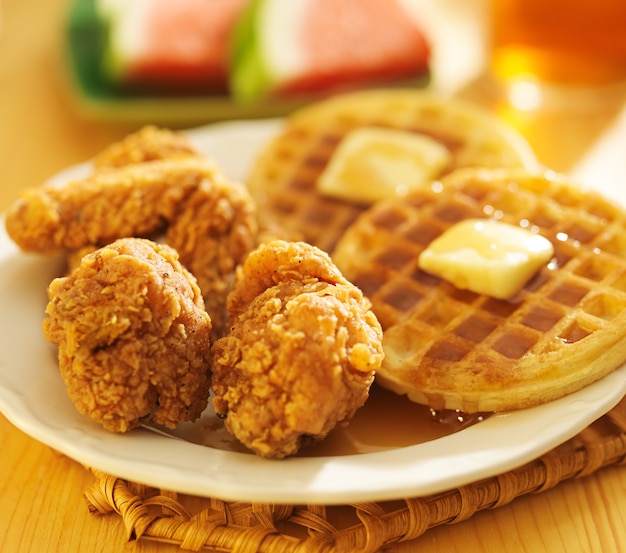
[{"xmin": 489, "ymin": 0, "xmax": 626, "ymax": 109}]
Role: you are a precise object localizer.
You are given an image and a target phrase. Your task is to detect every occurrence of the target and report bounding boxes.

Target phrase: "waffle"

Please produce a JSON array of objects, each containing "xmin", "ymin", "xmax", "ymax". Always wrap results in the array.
[
  {"xmin": 246, "ymin": 89, "xmax": 538, "ymax": 254},
  {"xmin": 332, "ymin": 168, "xmax": 626, "ymax": 412}
]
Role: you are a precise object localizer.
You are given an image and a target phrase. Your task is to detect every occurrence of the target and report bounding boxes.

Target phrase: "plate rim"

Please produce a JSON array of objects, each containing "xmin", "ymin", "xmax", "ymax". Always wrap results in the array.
[{"xmin": 1, "ymin": 119, "xmax": 625, "ymax": 504}]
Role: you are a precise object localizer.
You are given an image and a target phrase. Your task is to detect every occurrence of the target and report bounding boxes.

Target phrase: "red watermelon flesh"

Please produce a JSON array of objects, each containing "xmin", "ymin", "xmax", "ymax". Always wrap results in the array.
[
  {"xmin": 278, "ymin": 0, "xmax": 431, "ymax": 94},
  {"xmin": 108, "ymin": 0, "xmax": 248, "ymax": 92}
]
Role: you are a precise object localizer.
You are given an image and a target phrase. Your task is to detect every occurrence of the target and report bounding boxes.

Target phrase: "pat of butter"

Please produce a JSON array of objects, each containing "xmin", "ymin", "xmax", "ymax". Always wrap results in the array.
[
  {"xmin": 317, "ymin": 127, "xmax": 451, "ymax": 203},
  {"xmin": 418, "ymin": 219, "xmax": 554, "ymax": 299}
]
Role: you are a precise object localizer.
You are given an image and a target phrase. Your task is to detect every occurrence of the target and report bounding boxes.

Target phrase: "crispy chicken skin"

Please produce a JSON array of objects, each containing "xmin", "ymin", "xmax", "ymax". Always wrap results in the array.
[
  {"xmin": 43, "ymin": 237, "xmax": 212, "ymax": 433},
  {"xmin": 5, "ymin": 150, "xmax": 258, "ymax": 336},
  {"xmin": 93, "ymin": 126, "xmax": 198, "ymax": 169},
  {"xmin": 211, "ymin": 241, "xmax": 384, "ymax": 458},
  {"xmin": 225, "ymin": 237, "xmax": 348, "ymax": 318},
  {"xmin": 166, "ymin": 177, "xmax": 258, "ymax": 337},
  {"xmin": 4, "ymin": 157, "xmax": 246, "ymax": 253}
]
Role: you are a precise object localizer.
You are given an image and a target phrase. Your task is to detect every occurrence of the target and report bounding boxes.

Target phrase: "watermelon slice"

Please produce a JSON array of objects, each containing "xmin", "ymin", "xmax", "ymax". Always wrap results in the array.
[
  {"xmin": 97, "ymin": 0, "xmax": 248, "ymax": 93},
  {"xmin": 230, "ymin": 0, "xmax": 431, "ymax": 102}
]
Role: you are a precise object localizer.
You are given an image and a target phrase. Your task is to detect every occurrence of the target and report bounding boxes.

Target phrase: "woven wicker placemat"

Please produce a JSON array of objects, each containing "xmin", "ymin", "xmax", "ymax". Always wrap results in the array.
[{"xmin": 85, "ymin": 397, "xmax": 626, "ymax": 552}]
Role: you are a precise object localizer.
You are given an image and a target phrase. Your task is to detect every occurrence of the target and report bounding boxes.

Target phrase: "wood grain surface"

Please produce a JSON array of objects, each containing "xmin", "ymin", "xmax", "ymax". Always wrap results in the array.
[{"xmin": 1, "ymin": 0, "xmax": 625, "ymax": 551}]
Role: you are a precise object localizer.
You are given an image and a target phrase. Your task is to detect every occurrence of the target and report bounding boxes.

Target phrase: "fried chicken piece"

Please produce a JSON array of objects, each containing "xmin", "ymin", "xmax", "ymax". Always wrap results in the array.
[
  {"xmin": 66, "ymin": 244, "xmax": 98, "ymax": 273},
  {"xmin": 5, "ymin": 158, "xmax": 225, "ymax": 252},
  {"xmin": 166, "ymin": 173, "xmax": 258, "ymax": 337},
  {"xmin": 211, "ymin": 240, "xmax": 384, "ymax": 458},
  {"xmin": 43, "ymin": 237, "xmax": 212, "ymax": 433},
  {"xmin": 93, "ymin": 125, "xmax": 199, "ymax": 169},
  {"xmin": 60, "ymin": 185, "xmax": 257, "ymax": 337},
  {"xmin": 225, "ymin": 237, "xmax": 348, "ymax": 318},
  {"xmin": 5, "ymin": 155, "xmax": 259, "ymax": 335}
]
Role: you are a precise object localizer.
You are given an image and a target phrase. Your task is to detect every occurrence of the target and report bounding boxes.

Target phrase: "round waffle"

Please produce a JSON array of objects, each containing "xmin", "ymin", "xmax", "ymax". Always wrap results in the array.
[
  {"xmin": 246, "ymin": 89, "xmax": 538, "ymax": 253},
  {"xmin": 333, "ymin": 168, "xmax": 626, "ymax": 412}
]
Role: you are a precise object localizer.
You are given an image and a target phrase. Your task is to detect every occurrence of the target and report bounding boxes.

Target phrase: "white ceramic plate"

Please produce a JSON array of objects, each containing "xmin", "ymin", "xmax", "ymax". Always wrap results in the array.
[{"xmin": 1, "ymin": 120, "xmax": 625, "ymax": 505}]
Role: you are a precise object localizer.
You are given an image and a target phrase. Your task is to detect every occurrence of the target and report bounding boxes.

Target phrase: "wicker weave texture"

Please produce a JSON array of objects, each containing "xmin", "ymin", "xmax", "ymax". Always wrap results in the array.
[{"xmin": 85, "ymin": 398, "xmax": 626, "ymax": 552}]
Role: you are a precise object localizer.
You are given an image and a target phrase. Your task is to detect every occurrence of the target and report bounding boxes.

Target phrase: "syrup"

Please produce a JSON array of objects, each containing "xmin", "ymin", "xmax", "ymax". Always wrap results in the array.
[
  {"xmin": 301, "ymin": 385, "xmax": 489, "ymax": 457},
  {"xmin": 160, "ymin": 384, "xmax": 489, "ymax": 457}
]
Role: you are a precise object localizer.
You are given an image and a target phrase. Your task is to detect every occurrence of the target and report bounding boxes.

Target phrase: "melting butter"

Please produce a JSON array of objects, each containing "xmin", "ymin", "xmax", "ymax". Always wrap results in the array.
[
  {"xmin": 418, "ymin": 219, "xmax": 555, "ymax": 299},
  {"xmin": 317, "ymin": 127, "xmax": 451, "ymax": 203}
]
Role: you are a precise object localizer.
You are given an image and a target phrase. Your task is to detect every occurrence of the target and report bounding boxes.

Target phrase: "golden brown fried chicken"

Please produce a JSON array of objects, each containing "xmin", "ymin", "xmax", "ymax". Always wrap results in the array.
[
  {"xmin": 5, "ymin": 154, "xmax": 258, "ymax": 336},
  {"xmin": 211, "ymin": 240, "xmax": 384, "ymax": 458},
  {"xmin": 166, "ymin": 177, "xmax": 258, "ymax": 337},
  {"xmin": 66, "ymin": 244, "xmax": 98, "ymax": 273},
  {"xmin": 5, "ymin": 157, "xmax": 237, "ymax": 252},
  {"xmin": 43, "ymin": 237, "xmax": 212, "ymax": 433},
  {"xmin": 93, "ymin": 125, "xmax": 198, "ymax": 169}
]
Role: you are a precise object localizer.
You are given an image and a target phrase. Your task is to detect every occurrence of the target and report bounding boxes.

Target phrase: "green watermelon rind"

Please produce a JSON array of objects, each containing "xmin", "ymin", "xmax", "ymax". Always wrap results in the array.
[
  {"xmin": 228, "ymin": 0, "xmax": 432, "ymax": 104},
  {"xmin": 95, "ymin": 0, "xmax": 145, "ymax": 84},
  {"xmin": 96, "ymin": 0, "xmax": 126, "ymax": 84},
  {"xmin": 65, "ymin": 0, "xmax": 111, "ymax": 98},
  {"xmin": 229, "ymin": 0, "xmax": 277, "ymax": 103},
  {"xmin": 64, "ymin": 0, "xmax": 430, "ymax": 121}
]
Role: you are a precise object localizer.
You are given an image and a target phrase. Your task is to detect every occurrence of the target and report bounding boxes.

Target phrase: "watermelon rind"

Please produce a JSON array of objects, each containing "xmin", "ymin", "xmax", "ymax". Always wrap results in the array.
[
  {"xmin": 229, "ymin": 0, "xmax": 431, "ymax": 103},
  {"xmin": 95, "ymin": 0, "xmax": 151, "ymax": 85},
  {"xmin": 229, "ymin": 0, "xmax": 276, "ymax": 103}
]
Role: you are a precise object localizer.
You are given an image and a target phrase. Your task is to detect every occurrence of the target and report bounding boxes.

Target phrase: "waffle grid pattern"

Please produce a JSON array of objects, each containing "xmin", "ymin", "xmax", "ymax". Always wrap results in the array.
[
  {"xmin": 334, "ymin": 169, "xmax": 626, "ymax": 411},
  {"xmin": 247, "ymin": 91, "xmax": 537, "ymax": 254}
]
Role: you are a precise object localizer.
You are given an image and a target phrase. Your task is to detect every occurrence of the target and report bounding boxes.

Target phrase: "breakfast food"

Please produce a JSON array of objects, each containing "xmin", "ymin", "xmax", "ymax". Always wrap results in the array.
[
  {"xmin": 245, "ymin": 89, "xmax": 539, "ymax": 254},
  {"xmin": 5, "ymin": 138, "xmax": 258, "ymax": 335},
  {"xmin": 333, "ymin": 167, "xmax": 626, "ymax": 413},
  {"xmin": 43, "ymin": 237, "xmax": 212, "ymax": 432},
  {"xmin": 211, "ymin": 240, "xmax": 384, "ymax": 458},
  {"xmin": 417, "ymin": 218, "xmax": 555, "ymax": 300},
  {"xmin": 11, "ymin": 95, "xmax": 622, "ymax": 458},
  {"xmin": 230, "ymin": 0, "xmax": 430, "ymax": 102}
]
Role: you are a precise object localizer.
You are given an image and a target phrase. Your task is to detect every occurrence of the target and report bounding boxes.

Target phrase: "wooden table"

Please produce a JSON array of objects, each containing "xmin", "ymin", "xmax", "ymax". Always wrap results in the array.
[{"xmin": 1, "ymin": 0, "xmax": 626, "ymax": 551}]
